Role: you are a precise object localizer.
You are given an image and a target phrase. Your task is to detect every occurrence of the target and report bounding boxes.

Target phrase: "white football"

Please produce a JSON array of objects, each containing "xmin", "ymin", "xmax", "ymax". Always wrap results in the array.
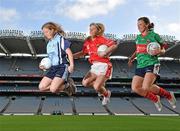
[
  {"xmin": 147, "ymin": 42, "xmax": 161, "ymax": 56},
  {"xmin": 40, "ymin": 57, "xmax": 52, "ymax": 69},
  {"xmin": 97, "ymin": 45, "xmax": 108, "ymax": 56}
]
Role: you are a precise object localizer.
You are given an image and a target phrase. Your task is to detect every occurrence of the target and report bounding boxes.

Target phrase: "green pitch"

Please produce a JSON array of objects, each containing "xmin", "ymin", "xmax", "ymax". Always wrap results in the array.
[{"xmin": 0, "ymin": 116, "xmax": 180, "ymax": 131}]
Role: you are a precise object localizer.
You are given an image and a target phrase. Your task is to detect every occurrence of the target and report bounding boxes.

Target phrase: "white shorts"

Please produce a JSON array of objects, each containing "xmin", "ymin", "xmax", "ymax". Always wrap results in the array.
[{"xmin": 90, "ymin": 62, "xmax": 113, "ymax": 79}]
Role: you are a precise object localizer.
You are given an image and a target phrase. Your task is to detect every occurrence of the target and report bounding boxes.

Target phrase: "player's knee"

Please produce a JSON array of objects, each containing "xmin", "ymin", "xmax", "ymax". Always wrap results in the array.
[
  {"xmin": 142, "ymin": 85, "xmax": 150, "ymax": 91},
  {"xmin": 132, "ymin": 85, "xmax": 140, "ymax": 93},
  {"xmin": 50, "ymin": 87, "xmax": 58, "ymax": 93},
  {"xmin": 38, "ymin": 84, "xmax": 45, "ymax": 91},
  {"xmin": 82, "ymin": 80, "xmax": 89, "ymax": 87}
]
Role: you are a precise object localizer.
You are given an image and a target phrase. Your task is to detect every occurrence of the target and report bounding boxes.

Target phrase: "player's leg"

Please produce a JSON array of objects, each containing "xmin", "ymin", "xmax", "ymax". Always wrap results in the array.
[
  {"xmin": 50, "ymin": 77, "xmax": 76, "ymax": 96},
  {"xmin": 151, "ymin": 84, "xmax": 176, "ymax": 108},
  {"xmin": 142, "ymin": 72, "xmax": 162, "ymax": 111},
  {"xmin": 93, "ymin": 75, "xmax": 108, "ymax": 94},
  {"xmin": 131, "ymin": 75, "xmax": 145, "ymax": 96},
  {"xmin": 38, "ymin": 76, "xmax": 52, "ymax": 91},
  {"xmin": 49, "ymin": 77, "xmax": 65, "ymax": 93},
  {"xmin": 132, "ymin": 74, "xmax": 162, "ymax": 111},
  {"xmin": 144, "ymin": 64, "xmax": 176, "ymax": 108},
  {"xmin": 132, "ymin": 67, "xmax": 148, "ymax": 96},
  {"xmin": 82, "ymin": 71, "xmax": 97, "ymax": 88},
  {"xmin": 39, "ymin": 66, "xmax": 55, "ymax": 91},
  {"xmin": 93, "ymin": 62, "xmax": 113, "ymax": 105},
  {"xmin": 142, "ymin": 64, "xmax": 161, "ymax": 94},
  {"xmin": 93, "ymin": 75, "xmax": 110, "ymax": 105},
  {"xmin": 51, "ymin": 65, "xmax": 76, "ymax": 96}
]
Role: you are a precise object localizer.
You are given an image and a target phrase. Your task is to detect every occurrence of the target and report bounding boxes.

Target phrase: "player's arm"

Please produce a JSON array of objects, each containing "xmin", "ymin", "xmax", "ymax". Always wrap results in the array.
[
  {"xmin": 100, "ymin": 40, "xmax": 118, "ymax": 57},
  {"xmin": 129, "ymin": 51, "xmax": 136, "ymax": 62},
  {"xmin": 128, "ymin": 51, "xmax": 136, "ymax": 68},
  {"xmin": 73, "ymin": 41, "xmax": 88, "ymax": 59},
  {"xmin": 158, "ymin": 42, "xmax": 167, "ymax": 55},
  {"xmin": 155, "ymin": 33, "xmax": 166, "ymax": 55},
  {"xmin": 73, "ymin": 51, "xmax": 85, "ymax": 59},
  {"xmin": 105, "ymin": 42, "xmax": 118, "ymax": 56},
  {"xmin": 66, "ymin": 48, "xmax": 74, "ymax": 73}
]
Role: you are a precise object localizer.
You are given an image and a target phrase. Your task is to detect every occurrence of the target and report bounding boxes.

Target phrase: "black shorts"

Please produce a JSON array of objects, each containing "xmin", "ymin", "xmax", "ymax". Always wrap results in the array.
[
  {"xmin": 45, "ymin": 64, "xmax": 69, "ymax": 80},
  {"xmin": 135, "ymin": 64, "xmax": 160, "ymax": 78}
]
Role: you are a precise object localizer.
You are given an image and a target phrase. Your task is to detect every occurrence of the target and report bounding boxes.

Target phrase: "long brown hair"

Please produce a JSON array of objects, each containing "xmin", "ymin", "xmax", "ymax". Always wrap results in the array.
[
  {"xmin": 138, "ymin": 17, "xmax": 154, "ymax": 30},
  {"xmin": 42, "ymin": 22, "xmax": 65, "ymax": 36}
]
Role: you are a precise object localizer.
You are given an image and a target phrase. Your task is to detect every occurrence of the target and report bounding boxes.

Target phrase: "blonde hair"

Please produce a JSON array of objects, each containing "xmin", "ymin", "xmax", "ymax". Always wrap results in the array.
[
  {"xmin": 87, "ymin": 23, "xmax": 105, "ymax": 39},
  {"xmin": 89, "ymin": 22, "xmax": 105, "ymax": 37},
  {"xmin": 42, "ymin": 22, "xmax": 65, "ymax": 36}
]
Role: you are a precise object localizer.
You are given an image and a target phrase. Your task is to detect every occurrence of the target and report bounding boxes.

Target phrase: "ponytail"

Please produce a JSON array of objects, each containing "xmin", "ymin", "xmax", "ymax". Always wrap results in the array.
[
  {"xmin": 138, "ymin": 17, "xmax": 154, "ymax": 31},
  {"xmin": 148, "ymin": 23, "xmax": 154, "ymax": 30}
]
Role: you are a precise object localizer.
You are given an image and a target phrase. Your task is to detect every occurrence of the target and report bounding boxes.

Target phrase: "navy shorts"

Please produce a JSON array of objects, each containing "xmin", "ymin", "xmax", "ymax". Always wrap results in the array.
[
  {"xmin": 45, "ymin": 64, "xmax": 69, "ymax": 80},
  {"xmin": 135, "ymin": 64, "xmax": 160, "ymax": 78}
]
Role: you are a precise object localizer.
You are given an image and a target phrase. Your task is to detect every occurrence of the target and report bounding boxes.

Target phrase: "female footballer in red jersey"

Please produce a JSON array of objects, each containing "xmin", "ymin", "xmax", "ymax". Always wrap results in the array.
[
  {"xmin": 73, "ymin": 23, "xmax": 117, "ymax": 105},
  {"xmin": 128, "ymin": 17, "xmax": 176, "ymax": 111}
]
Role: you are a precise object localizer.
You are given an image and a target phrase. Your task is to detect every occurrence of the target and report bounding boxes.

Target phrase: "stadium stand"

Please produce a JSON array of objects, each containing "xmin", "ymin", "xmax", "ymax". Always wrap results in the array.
[
  {"xmin": 4, "ymin": 97, "xmax": 40, "ymax": 114},
  {"xmin": 42, "ymin": 97, "xmax": 72, "ymax": 114},
  {"xmin": 0, "ymin": 30, "xmax": 179, "ymax": 115}
]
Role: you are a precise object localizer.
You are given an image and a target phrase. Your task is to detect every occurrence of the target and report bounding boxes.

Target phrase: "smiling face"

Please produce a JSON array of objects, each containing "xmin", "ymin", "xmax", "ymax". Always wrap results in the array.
[
  {"xmin": 89, "ymin": 25, "xmax": 98, "ymax": 37},
  {"xmin": 137, "ymin": 20, "xmax": 149, "ymax": 34},
  {"xmin": 42, "ymin": 27, "xmax": 54, "ymax": 40}
]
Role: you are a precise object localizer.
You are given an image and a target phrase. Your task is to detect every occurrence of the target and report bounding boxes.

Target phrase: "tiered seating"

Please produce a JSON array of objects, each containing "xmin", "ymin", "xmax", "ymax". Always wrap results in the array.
[
  {"xmin": 42, "ymin": 97, "xmax": 72, "ymax": 113},
  {"xmin": 0, "ymin": 58, "xmax": 179, "ymax": 79},
  {"xmin": 1, "ymin": 96, "xmax": 179, "ymax": 114},
  {"xmin": 5, "ymin": 97, "xmax": 40, "ymax": 113},
  {"xmin": 0, "ymin": 58, "xmax": 43, "ymax": 76},
  {"xmin": 74, "ymin": 97, "xmax": 105, "ymax": 113}
]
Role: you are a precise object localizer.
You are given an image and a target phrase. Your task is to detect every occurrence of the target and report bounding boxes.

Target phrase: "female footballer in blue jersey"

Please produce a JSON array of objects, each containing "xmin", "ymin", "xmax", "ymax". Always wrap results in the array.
[{"xmin": 39, "ymin": 22, "xmax": 76, "ymax": 96}]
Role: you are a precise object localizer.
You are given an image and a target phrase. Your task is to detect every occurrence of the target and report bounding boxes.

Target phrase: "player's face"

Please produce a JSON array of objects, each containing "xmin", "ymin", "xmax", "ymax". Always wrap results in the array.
[
  {"xmin": 137, "ymin": 20, "xmax": 148, "ymax": 33},
  {"xmin": 42, "ymin": 27, "xmax": 54, "ymax": 40},
  {"xmin": 89, "ymin": 25, "xmax": 98, "ymax": 37}
]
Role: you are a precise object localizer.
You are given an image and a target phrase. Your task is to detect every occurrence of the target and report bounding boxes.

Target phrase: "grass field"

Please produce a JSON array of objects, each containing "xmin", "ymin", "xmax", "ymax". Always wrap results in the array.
[{"xmin": 0, "ymin": 116, "xmax": 180, "ymax": 131}]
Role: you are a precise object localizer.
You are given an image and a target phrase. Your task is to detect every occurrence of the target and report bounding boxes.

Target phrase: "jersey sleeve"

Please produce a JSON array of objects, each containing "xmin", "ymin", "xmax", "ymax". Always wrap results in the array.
[
  {"xmin": 82, "ymin": 41, "xmax": 88, "ymax": 55},
  {"xmin": 135, "ymin": 35, "xmax": 138, "ymax": 44},
  {"xmin": 135, "ymin": 36, "xmax": 138, "ymax": 53},
  {"xmin": 63, "ymin": 39, "xmax": 71, "ymax": 51},
  {"xmin": 154, "ymin": 33, "xmax": 164, "ymax": 46},
  {"xmin": 102, "ymin": 37, "xmax": 115, "ymax": 47}
]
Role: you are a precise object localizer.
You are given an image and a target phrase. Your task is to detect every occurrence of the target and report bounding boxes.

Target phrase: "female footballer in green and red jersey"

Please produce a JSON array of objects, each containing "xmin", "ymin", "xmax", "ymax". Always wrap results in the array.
[{"xmin": 128, "ymin": 17, "xmax": 176, "ymax": 111}]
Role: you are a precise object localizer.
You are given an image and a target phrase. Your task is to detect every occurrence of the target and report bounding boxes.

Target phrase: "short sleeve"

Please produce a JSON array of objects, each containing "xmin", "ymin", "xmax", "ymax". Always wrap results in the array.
[
  {"xmin": 82, "ymin": 41, "xmax": 88, "ymax": 55},
  {"xmin": 101, "ymin": 37, "xmax": 115, "ymax": 47},
  {"xmin": 62, "ymin": 38, "xmax": 71, "ymax": 51},
  {"xmin": 135, "ymin": 35, "xmax": 139, "ymax": 44},
  {"xmin": 154, "ymin": 33, "xmax": 164, "ymax": 46}
]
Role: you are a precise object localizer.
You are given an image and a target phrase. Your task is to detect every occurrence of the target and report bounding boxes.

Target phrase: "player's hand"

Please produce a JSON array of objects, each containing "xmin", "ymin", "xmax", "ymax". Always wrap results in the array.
[
  {"xmin": 128, "ymin": 58, "xmax": 134, "ymax": 68},
  {"xmin": 68, "ymin": 65, "xmax": 74, "ymax": 73},
  {"xmin": 158, "ymin": 48, "xmax": 166, "ymax": 56},
  {"xmin": 98, "ymin": 52, "xmax": 107, "ymax": 58},
  {"xmin": 39, "ymin": 64, "xmax": 45, "ymax": 70},
  {"xmin": 98, "ymin": 51, "xmax": 110, "ymax": 58}
]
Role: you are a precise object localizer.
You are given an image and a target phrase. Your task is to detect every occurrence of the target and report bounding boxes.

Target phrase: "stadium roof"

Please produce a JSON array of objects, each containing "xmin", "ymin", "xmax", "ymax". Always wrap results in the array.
[
  {"xmin": 0, "ymin": 30, "xmax": 179, "ymax": 59},
  {"xmin": 162, "ymin": 41, "xmax": 180, "ymax": 58}
]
